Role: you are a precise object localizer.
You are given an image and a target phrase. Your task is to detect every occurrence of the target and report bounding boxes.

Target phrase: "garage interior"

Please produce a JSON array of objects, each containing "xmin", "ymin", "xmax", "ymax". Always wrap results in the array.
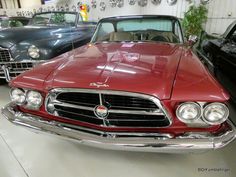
[{"xmin": 0, "ymin": 0, "xmax": 236, "ymax": 177}]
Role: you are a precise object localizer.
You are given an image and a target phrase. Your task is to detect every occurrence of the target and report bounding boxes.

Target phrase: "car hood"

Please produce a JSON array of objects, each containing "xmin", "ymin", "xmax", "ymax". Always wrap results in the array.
[
  {"xmin": 45, "ymin": 42, "xmax": 183, "ymax": 99},
  {"xmin": 0, "ymin": 25, "xmax": 73, "ymax": 48}
]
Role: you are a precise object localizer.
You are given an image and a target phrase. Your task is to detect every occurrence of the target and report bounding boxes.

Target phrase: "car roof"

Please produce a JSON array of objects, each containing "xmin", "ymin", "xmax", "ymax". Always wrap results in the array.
[
  {"xmin": 99, "ymin": 15, "xmax": 179, "ymax": 22},
  {"xmin": 0, "ymin": 16, "xmax": 30, "ymax": 19},
  {"xmin": 34, "ymin": 11, "xmax": 78, "ymax": 15}
]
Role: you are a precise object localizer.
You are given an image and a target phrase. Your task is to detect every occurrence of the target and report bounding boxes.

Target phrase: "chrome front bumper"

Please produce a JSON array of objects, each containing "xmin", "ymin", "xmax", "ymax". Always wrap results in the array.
[{"xmin": 2, "ymin": 103, "xmax": 236, "ymax": 153}]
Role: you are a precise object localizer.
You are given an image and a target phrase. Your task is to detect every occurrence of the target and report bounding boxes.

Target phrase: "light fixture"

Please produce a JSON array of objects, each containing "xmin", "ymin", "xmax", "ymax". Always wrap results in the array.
[
  {"xmin": 91, "ymin": 0, "xmax": 97, "ymax": 9},
  {"xmin": 167, "ymin": 0, "xmax": 177, "ymax": 6},
  {"xmin": 128, "ymin": 0, "xmax": 136, "ymax": 5},
  {"xmin": 117, "ymin": 0, "xmax": 124, "ymax": 8},
  {"xmin": 201, "ymin": 0, "xmax": 210, "ymax": 5},
  {"xmin": 100, "ymin": 2, "xmax": 106, "ymax": 11},
  {"xmin": 151, "ymin": 0, "xmax": 162, "ymax": 5},
  {"xmin": 109, "ymin": 0, "xmax": 117, "ymax": 7},
  {"xmin": 138, "ymin": 0, "xmax": 148, "ymax": 7}
]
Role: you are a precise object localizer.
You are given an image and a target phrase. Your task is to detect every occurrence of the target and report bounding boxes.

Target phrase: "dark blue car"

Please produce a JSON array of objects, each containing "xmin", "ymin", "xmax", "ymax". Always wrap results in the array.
[{"xmin": 0, "ymin": 11, "xmax": 96, "ymax": 81}]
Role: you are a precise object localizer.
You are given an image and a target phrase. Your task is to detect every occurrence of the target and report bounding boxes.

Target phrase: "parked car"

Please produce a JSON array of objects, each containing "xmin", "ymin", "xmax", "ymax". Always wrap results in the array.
[
  {"xmin": 198, "ymin": 20, "xmax": 236, "ymax": 101},
  {"xmin": 2, "ymin": 15, "xmax": 236, "ymax": 153},
  {"xmin": 0, "ymin": 16, "xmax": 30, "ymax": 29},
  {"xmin": 0, "ymin": 11, "xmax": 96, "ymax": 82}
]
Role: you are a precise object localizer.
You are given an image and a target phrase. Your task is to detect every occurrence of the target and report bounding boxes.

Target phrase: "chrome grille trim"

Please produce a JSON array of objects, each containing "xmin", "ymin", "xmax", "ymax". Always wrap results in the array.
[
  {"xmin": 0, "ymin": 47, "xmax": 12, "ymax": 62},
  {"xmin": 45, "ymin": 88, "xmax": 173, "ymax": 128},
  {"xmin": 0, "ymin": 60, "xmax": 44, "ymax": 80}
]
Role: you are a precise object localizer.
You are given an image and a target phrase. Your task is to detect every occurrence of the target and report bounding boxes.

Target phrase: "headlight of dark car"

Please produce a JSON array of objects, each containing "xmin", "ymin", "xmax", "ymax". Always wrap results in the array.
[{"xmin": 28, "ymin": 45, "xmax": 40, "ymax": 59}]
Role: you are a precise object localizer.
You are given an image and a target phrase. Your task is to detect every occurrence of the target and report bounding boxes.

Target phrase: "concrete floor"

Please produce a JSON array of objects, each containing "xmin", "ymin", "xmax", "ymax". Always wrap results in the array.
[{"xmin": 0, "ymin": 84, "xmax": 236, "ymax": 177}]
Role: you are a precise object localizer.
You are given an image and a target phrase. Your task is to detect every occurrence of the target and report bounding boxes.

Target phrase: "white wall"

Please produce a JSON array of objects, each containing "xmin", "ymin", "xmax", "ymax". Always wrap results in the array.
[
  {"xmin": 20, "ymin": 0, "xmax": 41, "ymax": 8},
  {"xmin": 0, "ymin": 0, "xmax": 235, "ymax": 35},
  {"xmin": 206, "ymin": 0, "xmax": 236, "ymax": 35},
  {"xmin": 141, "ymin": 0, "xmax": 190, "ymax": 18}
]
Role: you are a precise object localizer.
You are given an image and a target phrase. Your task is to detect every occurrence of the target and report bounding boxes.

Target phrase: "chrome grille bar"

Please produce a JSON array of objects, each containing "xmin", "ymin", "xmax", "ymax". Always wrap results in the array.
[
  {"xmin": 51, "ymin": 100, "xmax": 164, "ymax": 116},
  {"xmin": 0, "ymin": 47, "xmax": 11, "ymax": 62}
]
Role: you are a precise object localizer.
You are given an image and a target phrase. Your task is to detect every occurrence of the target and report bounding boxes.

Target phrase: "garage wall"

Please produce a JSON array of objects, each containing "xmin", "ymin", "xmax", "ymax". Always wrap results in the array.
[
  {"xmin": 0, "ymin": 0, "xmax": 15, "ymax": 9},
  {"xmin": 0, "ymin": 0, "xmax": 235, "ymax": 35},
  {"xmin": 20, "ymin": 0, "xmax": 41, "ymax": 8},
  {"xmin": 141, "ymin": 0, "xmax": 190, "ymax": 18},
  {"xmin": 206, "ymin": 0, "xmax": 236, "ymax": 35},
  {"xmin": 0, "ymin": 0, "xmax": 192, "ymax": 20}
]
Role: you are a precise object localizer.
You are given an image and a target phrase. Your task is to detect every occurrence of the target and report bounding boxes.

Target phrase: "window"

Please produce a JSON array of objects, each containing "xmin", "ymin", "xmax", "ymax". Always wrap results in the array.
[
  {"xmin": 117, "ymin": 19, "xmax": 172, "ymax": 32},
  {"xmin": 92, "ymin": 17, "xmax": 183, "ymax": 43},
  {"xmin": 93, "ymin": 22, "xmax": 115, "ymax": 42},
  {"xmin": 30, "ymin": 12, "xmax": 76, "ymax": 26}
]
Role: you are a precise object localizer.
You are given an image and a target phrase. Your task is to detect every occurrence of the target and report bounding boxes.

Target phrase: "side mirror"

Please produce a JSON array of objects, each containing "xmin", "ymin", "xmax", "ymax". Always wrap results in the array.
[{"xmin": 188, "ymin": 35, "xmax": 198, "ymax": 47}]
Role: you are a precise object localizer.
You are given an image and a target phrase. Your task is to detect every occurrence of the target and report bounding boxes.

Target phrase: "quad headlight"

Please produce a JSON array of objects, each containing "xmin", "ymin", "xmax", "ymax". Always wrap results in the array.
[
  {"xmin": 203, "ymin": 103, "xmax": 229, "ymax": 125},
  {"xmin": 25, "ymin": 90, "xmax": 43, "ymax": 110},
  {"xmin": 28, "ymin": 45, "xmax": 40, "ymax": 59},
  {"xmin": 176, "ymin": 102, "xmax": 229, "ymax": 125},
  {"xmin": 10, "ymin": 88, "xmax": 26, "ymax": 105},
  {"xmin": 10, "ymin": 88, "xmax": 43, "ymax": 110},
  {"xmin": 176, "ymin": 102, "xmax": 202, "ymax": 123}
]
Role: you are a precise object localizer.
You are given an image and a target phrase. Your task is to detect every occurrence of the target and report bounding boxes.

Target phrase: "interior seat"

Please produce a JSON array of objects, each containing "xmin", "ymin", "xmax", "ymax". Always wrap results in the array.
[
  {"xmin": 109, "ymin": 32, "xmax": 134, "ymax": 41},
  {"xmin": 149, "ymin": 31, "xmax": 179, "ymax": 43}
]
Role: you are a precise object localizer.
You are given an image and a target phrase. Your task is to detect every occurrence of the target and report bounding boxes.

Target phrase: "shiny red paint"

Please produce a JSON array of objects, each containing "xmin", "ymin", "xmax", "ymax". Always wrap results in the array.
[{"xmin": 10, "ymin": 42, "xmax": 230, "ymax": 133}]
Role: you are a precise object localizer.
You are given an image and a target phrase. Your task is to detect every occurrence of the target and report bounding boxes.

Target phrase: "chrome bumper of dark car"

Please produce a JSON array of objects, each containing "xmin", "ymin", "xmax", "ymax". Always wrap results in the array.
[
  {"xmin": 2, "ymin": 103, "xmax": 236, "ymax": 153},
  {"xmin": 0, "ymin": 61, "xmax": 44, "ymax": 81}
]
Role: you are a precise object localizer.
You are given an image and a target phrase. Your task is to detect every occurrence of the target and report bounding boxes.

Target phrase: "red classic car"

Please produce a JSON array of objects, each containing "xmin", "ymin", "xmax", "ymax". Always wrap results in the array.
[{"xmin": 2, "ymin": 15, "xmax": 236, "ymax": 153}]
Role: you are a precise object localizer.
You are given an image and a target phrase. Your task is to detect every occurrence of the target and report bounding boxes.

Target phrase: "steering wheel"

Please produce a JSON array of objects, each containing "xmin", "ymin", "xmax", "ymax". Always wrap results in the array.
[{"xmin": 151, "ymin": 35, "xmax": 169, "ymax": 42}]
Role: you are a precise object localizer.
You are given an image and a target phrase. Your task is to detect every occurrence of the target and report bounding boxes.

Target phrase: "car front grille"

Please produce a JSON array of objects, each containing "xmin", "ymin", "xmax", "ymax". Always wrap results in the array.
[
  {"xmin": 0, "ymin": 47, "xmax": 11, "ymax": 62},
  {"xmin": 46, "ymin": 89, "xmax": 171, "ymax": 128},
  {"xmin": 0, "ymin": 62, "xmax": 33, "ymax": 78}
]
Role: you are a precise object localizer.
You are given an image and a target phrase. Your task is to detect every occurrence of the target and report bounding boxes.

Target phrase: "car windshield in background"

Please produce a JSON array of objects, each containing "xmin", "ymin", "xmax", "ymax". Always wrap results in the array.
[
  {"xmin": 30, "ymin": 12, "xmax": 76, "ymax": 26},
  {"xmin": 92, "ymin": 18, "xmax": 183, "ymax": 44},
  {"xmin": 0, "ymin": 19, "xmax": 25, "ymax": 28}
]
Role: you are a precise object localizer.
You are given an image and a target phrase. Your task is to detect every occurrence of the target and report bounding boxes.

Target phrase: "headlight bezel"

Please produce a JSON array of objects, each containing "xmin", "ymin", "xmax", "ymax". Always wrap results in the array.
[
  {"xmin": 202, "ymin": 102, "xmax": 229, "ymax": 125},
  {"xmin": 176, "ymin": 102, "xmax": 202, "ymax": 124},
  {"xmin": 28, "ymin": 45, "xmax": 40, "ymax": 59}
]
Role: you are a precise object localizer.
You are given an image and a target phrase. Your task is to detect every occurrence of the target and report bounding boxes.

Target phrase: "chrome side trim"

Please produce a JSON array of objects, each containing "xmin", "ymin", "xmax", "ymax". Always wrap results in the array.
[
  {"xmin": 2, "ymin": 103, "xmax": 236, "ymax": 153},
  {"xmin": 45, "ymin": 88, "xmax": 172, "ymax": 127}
]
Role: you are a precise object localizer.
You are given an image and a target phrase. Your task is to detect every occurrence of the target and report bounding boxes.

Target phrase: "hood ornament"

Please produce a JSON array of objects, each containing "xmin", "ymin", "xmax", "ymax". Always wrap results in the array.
[{"xmin": 90, "ymin": 82, "xmax": 109, "ymax": 88}]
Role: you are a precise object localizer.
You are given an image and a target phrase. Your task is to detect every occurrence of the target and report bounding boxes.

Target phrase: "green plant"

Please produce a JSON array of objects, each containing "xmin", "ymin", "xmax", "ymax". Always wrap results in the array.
[{"xmin": 182, "ymin": 5, "xmax": 208, "ymax": 37}]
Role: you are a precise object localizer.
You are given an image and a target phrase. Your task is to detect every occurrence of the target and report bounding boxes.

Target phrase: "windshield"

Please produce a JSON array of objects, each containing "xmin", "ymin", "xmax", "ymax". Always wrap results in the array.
[
  {"xmin": 29, "ymin": 12, "xmax": 77, "ymax": 26},
  {"xmin": 0, "ymin": 19, "xmax": 27, "ymax": 28},
  {"xmin": 91, "ymin": 17, "xmax": 183, "ymax": 44}
]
